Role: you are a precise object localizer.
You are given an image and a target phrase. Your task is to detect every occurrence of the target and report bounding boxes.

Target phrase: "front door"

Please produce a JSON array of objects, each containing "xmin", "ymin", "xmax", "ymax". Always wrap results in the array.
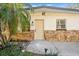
[{"xmin": 35, "ymin": 19, "xmax": 44, "ymax": 40}]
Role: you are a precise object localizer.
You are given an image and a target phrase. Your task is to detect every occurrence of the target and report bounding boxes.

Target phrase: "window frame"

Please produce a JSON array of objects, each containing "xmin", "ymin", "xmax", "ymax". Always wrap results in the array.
[{"xmin": 56, "ymin": 19, "xmax": 66, "ymax": 31}]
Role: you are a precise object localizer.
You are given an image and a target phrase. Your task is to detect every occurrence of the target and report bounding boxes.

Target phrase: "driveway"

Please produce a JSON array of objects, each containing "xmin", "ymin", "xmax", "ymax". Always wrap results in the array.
[
  {"xmin": 19, "ymin": 41, "xmax": 79, "ymax": 56},
  {"xmin": 52, "ymin": 42, "xmax": 79, "ymax": 56}
]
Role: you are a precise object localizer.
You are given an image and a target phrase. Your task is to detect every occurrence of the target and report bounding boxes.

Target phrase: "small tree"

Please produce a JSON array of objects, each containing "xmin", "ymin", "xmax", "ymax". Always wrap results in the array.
[{"xmin": 0, "ymin": 3, "xmax": 31, "ymax": 47}]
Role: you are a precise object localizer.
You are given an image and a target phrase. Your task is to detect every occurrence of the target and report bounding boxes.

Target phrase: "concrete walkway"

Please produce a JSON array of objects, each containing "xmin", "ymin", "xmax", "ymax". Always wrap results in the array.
[
  {"xmin": 52, "ymin": 42, "xmax": 79, "ymax": 56},
  {"xmin": 22, "ymin": 41, "xmax": 79, "ymax": 56}
]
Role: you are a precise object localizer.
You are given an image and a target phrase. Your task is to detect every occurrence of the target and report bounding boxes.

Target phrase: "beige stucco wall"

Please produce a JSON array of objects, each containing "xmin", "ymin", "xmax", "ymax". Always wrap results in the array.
[{"xmin": 30, "ymin": 8, "xmax": 79, "ymax": 30}]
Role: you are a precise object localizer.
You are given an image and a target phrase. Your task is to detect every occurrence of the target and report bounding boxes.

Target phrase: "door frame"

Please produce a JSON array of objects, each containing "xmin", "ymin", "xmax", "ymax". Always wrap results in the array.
[{"xmin": 34, "ymin": 19, "xmax": 44, "ymax": 40}]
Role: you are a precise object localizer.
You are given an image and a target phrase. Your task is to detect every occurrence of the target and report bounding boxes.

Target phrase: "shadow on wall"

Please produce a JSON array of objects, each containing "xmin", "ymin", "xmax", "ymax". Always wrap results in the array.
[{"xmin": 10, "ymin": 31, "xmax": 34, "ymax": 42}]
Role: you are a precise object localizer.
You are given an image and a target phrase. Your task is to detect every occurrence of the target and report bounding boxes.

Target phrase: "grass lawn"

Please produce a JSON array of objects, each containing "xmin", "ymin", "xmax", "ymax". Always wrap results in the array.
[{"xmin": 0, "ymin": 44, "xmax": 32, "ymax": 56}]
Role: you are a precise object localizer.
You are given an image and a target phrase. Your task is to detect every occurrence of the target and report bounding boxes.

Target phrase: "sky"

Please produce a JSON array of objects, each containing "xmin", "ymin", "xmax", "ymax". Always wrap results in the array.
[{"xmin": 31, "ymin": 3, "xmax": 71, "ymax": 8}]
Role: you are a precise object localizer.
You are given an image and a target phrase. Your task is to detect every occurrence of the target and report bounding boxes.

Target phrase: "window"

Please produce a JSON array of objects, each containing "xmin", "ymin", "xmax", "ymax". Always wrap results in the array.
[{"xmin": 56, "ymin": 19, "xmax": 66, "ymax": 31}]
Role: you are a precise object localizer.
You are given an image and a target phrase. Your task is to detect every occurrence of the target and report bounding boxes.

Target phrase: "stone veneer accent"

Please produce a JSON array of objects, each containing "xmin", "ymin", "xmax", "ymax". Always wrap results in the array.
[
  {"xmin": 10, "ymin": 31, "xmax": 34, "ymax": 42},
  {"xmin": 44, "ymin": 30, "xmax": 79, "ymax": 42},
  {"xmin": 10, "ymin": 30, "xmax": 79, "ymax": 42}
]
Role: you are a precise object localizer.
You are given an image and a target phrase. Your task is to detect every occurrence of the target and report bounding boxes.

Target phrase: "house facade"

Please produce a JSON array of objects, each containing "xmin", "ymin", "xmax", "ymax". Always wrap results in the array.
[{"xmin": 28, "ymin": 6, "xmax": 79, "ymax": 41}]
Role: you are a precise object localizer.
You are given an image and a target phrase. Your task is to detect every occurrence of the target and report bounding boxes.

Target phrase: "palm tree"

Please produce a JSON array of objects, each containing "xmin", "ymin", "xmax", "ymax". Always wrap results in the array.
[{"xmin": 0, "ymin": 3, "xmax": 31, "ymax": 46}]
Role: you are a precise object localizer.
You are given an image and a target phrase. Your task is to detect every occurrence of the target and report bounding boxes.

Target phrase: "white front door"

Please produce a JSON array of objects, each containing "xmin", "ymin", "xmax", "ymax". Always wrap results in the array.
[{"xmin": 35, "ymin": 19, "xmax": 44, "ymax": 40}]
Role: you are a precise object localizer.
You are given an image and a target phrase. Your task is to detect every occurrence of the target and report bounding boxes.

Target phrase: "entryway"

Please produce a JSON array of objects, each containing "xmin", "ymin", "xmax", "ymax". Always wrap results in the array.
[{"xmin": 34, "ymin": 19, "xmax": 44, "ymax": 40}]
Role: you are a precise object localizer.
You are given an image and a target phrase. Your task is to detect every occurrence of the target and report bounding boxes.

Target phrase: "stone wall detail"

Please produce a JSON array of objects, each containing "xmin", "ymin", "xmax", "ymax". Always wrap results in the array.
[
  {"xmin": 44, "ymin": 30, "xmax": 79, "ymax": 42},
  {"xmin": 10, "ymin": 30, "xmax": 79, "ymax": 42},
  {"xmin": 10, "ymin": 31, "xmax": 34, "ymax": 41}
]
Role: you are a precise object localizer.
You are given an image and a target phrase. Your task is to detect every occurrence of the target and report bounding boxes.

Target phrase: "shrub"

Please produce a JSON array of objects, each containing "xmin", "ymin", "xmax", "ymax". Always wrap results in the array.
[{"xmin": 0, "ymin": 44, "xmax": 32, "ymax": 56}]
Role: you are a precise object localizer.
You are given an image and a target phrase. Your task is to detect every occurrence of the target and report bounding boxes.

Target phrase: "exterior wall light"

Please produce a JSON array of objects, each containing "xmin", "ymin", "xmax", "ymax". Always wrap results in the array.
[
  {"xmin": 31, "ymin": 21, "xmax": 34, "ymax": 26},
  {"xmin": 42, "ymin": 12, "xmax": 45, "ymax": 16}
]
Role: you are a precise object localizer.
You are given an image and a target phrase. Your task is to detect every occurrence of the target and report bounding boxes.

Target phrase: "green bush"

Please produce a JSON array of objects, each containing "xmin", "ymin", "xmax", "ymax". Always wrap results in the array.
[{"xmin": 0, "ymin": 44, "xmax": 32, "ymax": 56}]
